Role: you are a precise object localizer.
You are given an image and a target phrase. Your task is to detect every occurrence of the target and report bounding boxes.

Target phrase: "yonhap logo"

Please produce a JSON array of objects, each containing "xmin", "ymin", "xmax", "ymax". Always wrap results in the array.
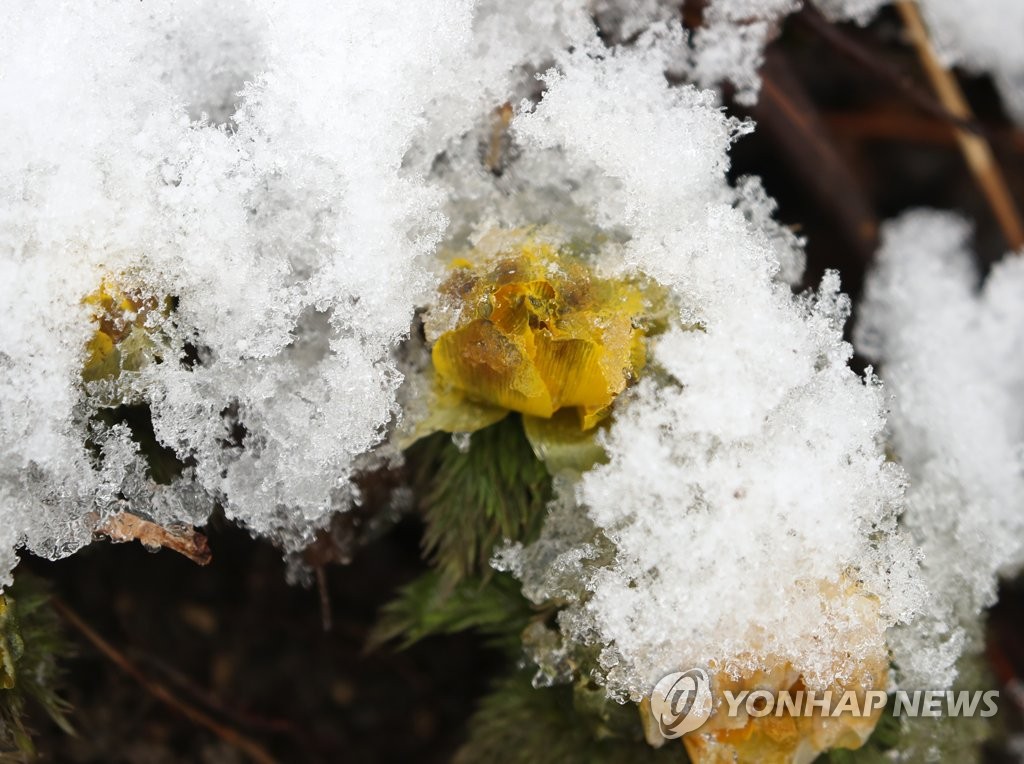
[
  {"xmin": 650, "ymin": 668, "xmax": 713, "ymax": 737},
  {"xmin": 646, "ymin": 669, "xmax": 1000, "ymax": 737}
]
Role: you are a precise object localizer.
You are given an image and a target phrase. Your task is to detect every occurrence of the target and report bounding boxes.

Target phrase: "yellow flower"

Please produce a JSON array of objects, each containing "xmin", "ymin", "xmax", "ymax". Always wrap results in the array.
[
  {"xmin": 430, "ymin": 231, "xmax": 648, "ymax": 433},
  {"xmin": 641, "ymin": 580, "xmax": 889, "ymax": 764},
  {"xmin": 82, "ymin": 279, "xmax": 167, "ymax": 383},
  {"xmin": 679, "ymin": 660, "xmax": 887, "ymax": 764}
]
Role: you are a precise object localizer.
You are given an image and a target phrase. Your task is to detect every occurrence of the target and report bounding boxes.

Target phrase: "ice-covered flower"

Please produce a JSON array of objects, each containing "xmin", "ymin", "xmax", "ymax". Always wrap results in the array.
[
  {"xmin": 4, "ymin": 4, "xmax": 1012, "ymax": 761},
  {"xmin": 81, "ymin": 279, "xmax": 170, "ymax": 385},
  {"xmin": 429, "ymin": 229, "xmax": 651, "ymax": 432},
  {"xmin": 647, "ymin": 617, "xmax": 889, "ymax": 763}
]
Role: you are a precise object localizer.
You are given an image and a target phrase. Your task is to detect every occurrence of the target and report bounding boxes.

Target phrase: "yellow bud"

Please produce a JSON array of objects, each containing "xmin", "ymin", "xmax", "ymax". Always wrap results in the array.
[{"xmin": 431, "ymin": 231, "xmax": 649, "ymax": 430}]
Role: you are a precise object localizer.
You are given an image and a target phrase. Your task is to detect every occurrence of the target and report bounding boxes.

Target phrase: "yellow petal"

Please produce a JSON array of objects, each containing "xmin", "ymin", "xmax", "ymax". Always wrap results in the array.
[
  {"xmin": 432, "ymin": 319, "xmax": 555, "ymax": 418},
  {"xmin": 532, "ymin": 332, "xmax": 609, "ymax": 410},
  {"xmin": 429, "ymin": 230, "xmax": 651, "ymax": 431},
  {"xmin": 82, "ymin": 330, "xmax": 118, "ymax": 382}
]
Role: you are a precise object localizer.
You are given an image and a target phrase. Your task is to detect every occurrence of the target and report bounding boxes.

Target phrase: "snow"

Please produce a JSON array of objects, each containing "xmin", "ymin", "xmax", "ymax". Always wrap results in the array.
[
  {"xmin": 0, "ymin": 0, "xmax": 1017, "ymax": 717},
  {"xmin": 501, "ymin": 37, "xmax": 924, "ymax": 701},
  {"xmin": 857, "ymin": 210, "xmax": 1024, "ymax": 688},
  {"xmin": 0, "ymin": 0, "xmax": 591, "ymax": 584}
]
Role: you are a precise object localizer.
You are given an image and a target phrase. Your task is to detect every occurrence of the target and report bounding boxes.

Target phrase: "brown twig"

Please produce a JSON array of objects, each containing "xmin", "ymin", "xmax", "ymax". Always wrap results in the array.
[
  {"xmin": 314, "ymin": 564, "xmax": 333, "ymax": 633},
  {"xmin": 51, "ymin": 597, "xmax": 277, "ymax": 764},
  {"xmin": 128, "ymin": 649, "xmax": 299, "ymax": 736},
  {"xmin": 484, "ymin": 102, "xmax": 514, "ymax": 176},
  {"xmin": 896, "ymin": 0, "xmax": 1024, "ymax": 251},
  {"xmin": 823, "ymin": 109, "xmax": 1024, "ymax": 152},
  {"xmin": 986, "ymin": 640, "xmax": 1024, "ymax": 717},
  {"xmin": 825, "ymin": 109, "xmax": 957, "ymax": 145},
  {"xmin": 96, "ymin": 512, "xmax": 211, "ymax": 566}
]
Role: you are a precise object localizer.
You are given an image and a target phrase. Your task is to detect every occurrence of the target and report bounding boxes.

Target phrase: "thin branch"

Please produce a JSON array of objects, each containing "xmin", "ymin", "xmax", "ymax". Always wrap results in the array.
[
  {"xmin": 52, "ymin": 597, "xmax": 277, "ymax": 764},
  {"xmin": 314, "ymin": 564, "xmax": 333, "ymax": 633},
  {"xmin": 96, "ymin": 512, "xmax": 212, "ymax": 566},
  {"xmin": 896, "ymin": 0, "xmax": 1024, "ymax": 251},
  {"xmin": 128, "ymin": 650, "xmax": 299, "ymax": 736},
  {"xmin": 823, "ymin": 110, "xmax": 1024, "ymax": 154}
]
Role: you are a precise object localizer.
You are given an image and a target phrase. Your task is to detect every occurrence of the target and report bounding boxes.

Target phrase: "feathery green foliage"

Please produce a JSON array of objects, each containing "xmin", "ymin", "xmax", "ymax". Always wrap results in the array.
[
  {"xmin": 455, "ymin": 671, "xmax": 685, "ymax": 764},
  {"xmin": 368, "ymin": 569, "xmax": 536, "ymax": 653},
  {"xmin": 390, "ymin": 416, "xmax": 687, "ymax": 762},
  {"xmin": 413, "ymin": 416, "xmax": 551, "ymax": 583},
  {"xmin": 0, "ymin": 575, "xmax": 73, "ymax": 760}
]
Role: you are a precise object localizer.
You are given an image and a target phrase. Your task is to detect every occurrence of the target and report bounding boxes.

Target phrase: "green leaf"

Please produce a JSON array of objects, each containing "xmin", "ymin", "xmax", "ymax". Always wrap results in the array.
[{"xmin": 396, "ymin": 379, "xmax": 510, "ymax": 450}]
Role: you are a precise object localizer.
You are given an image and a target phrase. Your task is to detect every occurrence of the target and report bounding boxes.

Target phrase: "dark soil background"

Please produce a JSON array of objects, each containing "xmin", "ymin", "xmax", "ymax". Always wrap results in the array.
[
  {"xmin": 15, "ymin": 5, "xmax": 1024, "ymax": 763},
  {"xmin": 23, "ymin": 519, "xmax": 496, "ymax": 763}
]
